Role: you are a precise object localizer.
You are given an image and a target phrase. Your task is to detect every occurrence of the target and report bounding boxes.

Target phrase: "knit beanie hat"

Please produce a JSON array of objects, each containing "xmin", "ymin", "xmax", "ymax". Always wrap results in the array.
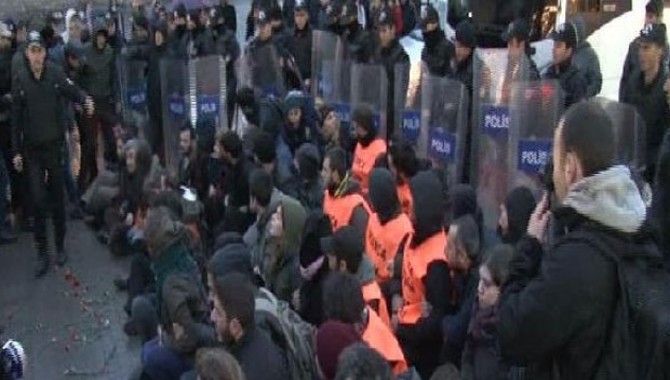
[{"xmin": 316, "ymin": 321, "xmax": 360, "ymax": 380}]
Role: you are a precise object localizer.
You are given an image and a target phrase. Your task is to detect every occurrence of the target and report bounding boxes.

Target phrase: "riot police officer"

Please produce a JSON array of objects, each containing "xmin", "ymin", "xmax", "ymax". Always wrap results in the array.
[{"xmin": 421, "ymin": 4, "xmax": 454, "ymax": 77}]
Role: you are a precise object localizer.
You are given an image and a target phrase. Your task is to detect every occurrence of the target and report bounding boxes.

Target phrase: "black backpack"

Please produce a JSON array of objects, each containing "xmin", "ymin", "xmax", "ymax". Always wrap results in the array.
[{"xmin": 571, "ymin": 224, "xmax": 670, "ymax": 380}]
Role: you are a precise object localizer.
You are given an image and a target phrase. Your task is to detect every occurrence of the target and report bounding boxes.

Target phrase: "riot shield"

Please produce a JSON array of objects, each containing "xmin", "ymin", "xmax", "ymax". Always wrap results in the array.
[
  {"xmin": 311, "ymin": 30, "xmax": 346, "ymax": 100},
  {"xmin": 394, "ymin": 63, "xmax": 423, "ymax": 146},
  {"xmin": 422, "ymin": 76, "xmax": 469, "ymax": 186},
  {"xmin": 239, "ymin": 43, "xmax": 287, "ymax": 99},
  {"xmin": 592, "ymin": 98, "xmax": 647, "ymax": 178},
  {"xmin": 471, "ymin": 48, "xmax": 531, "ymax": 231},
  {"xmin": 350, "ymin": 64, "xmax": 389, "ymax": 139},
  {"xmin": 117, "ymin": 58, "xmax": 149, "ymax": 139},
  {"xmin": 508, "ymin": 80, "xmax": 564, "ymax": 198},
  {"xmin": 187, "ymin": 55, "xmax": 228, "ymax": 131},
  {"xmin": 160, "ymin": 58, "xmax": 188, "ymax": 176}
]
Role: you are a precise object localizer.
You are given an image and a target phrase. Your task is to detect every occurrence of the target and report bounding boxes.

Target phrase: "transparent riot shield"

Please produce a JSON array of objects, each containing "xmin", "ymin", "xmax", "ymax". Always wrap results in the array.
[
  {"xmin": 239, "ymin": 43, "xmax": 287, "ymax": 99},
  {"xmin": 508, "ymin": 80, "xmax": 564, "ymax": 198},
  {"xmin": 422, "ymin": 76, "xmax": 469, "ymax": 186},
  {"xmin": 350, "ymin": 64, "xmax": 389, "ymax": 139},
  {"xmin": 394, "ymin": 63, "xmax": 424, "ymax": 145},
  {"xmin": 311, "ymin": 30, "xmax": 346, "ymax": 100},
  {"xmin": 117, "ymin": 58, "xmax": 149, "ymax": 139},
  {"xmin": 472, "ymin": 48, "xmax": 531, "ymax": 231},
  {"xmin": 160, "ymin": 58, "xmax": 188, "ymax": 177},
  {"xmin": 187, "ymin": 55, "xmax": 228, "ymax": 131},
  {"xmin": 592, "ymin": 98, "xmax": 647, "ymax": 178}
]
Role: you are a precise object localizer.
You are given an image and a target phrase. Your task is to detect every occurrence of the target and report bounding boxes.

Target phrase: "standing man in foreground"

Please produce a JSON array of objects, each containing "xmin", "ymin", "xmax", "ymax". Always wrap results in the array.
[
  {"xmin": 12, "ymin": 32, "xmax": 94, "ymax": 278},
  {"xmin": 498, "ymin": 101, "xmax": 657, "ymax": 378}
]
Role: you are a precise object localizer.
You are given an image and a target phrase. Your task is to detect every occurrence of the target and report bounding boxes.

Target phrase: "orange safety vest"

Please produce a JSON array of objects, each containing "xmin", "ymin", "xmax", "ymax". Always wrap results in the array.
[
  {"xmin": 365, "ymin": 212, "xmax": 413, "ymax": 283},
  {"xmin": 362, "ymin": 306, "xmax": 409, "ymax": 375},
  {"xmin": 396, "ymin": 182, "xmax": 413, "ymax": 217},
  {"xmin": 323, "ymin": 190, "xmax": 368, "ymax": 231},
  {"xmin": 398, "ymin": 232, "xmax": 448, "ymax": 325},
  {"xmin": 362, "ymin": 281, "xmax": 391, "ymax": 328},
  {"xmin": 352, "ymin": 139, "xmax": 387, "ymax": 195}
]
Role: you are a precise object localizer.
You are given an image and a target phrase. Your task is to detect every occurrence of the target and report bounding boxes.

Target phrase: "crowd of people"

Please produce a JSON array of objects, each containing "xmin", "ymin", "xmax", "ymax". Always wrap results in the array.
[{"xmin": 1, "ymin": 0, "xmax": 670, "ymax": 379}]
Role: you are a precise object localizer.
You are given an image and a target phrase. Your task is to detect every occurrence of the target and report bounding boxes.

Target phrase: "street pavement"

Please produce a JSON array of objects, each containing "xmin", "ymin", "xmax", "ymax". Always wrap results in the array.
[{"xmin": 0, "ymin": 221, "xmax": 141, "ymax": 380}]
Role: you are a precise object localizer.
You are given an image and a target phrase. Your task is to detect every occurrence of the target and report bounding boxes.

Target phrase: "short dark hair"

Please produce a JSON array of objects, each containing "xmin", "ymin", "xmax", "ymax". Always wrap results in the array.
[
  {"xmin": 335, "ymin": 343, "xmax": 393, "ymax": 380},
  {"xmin": 213, "ymin": 273, "xmax": 256, "ymax": 330},
  {"xmin": 389, "ymin": 139, "xmax": 419, "ymax": 178},
  {"xmin": 252, "ymin": 131, "xmax": 277, "ymax": 164},
  {"xmin": 450, "ymin": 214, "xmax": 481, "ymax": 263},
  {"xmin": 332, "ymin": 226, "xmax": 364, "ymax": 273},
  {"xmin": 325, "ymin": 147, "xmax": 348, "ymax": 179},
  {"xmin": 249, "ymin": 168, "xmax": 274, "ymax": 207},
  {"xmin": 217, "ymin": 131, "xmax": 243, "ymax": 159},
  {"xmin": 646, "ymin": 0, "xmax": 663, "ymax": 18},
  {"xmin": 179, "ymin": 124, "xmax": 194, "ymax": 139},
  {"xmin": 561, "ymin": 101, "xmax": 615, "ymax": 176},
  {"xmin": 196, "ymin": 348, "xmax": 245, "ymax": 380},
  {"xmin": 482, "ymin": 244, "xmax": 515, "ymax": 287},
  {"xmin": 322, "ymin": 272, "xmax": 365, "ymax": 324}
]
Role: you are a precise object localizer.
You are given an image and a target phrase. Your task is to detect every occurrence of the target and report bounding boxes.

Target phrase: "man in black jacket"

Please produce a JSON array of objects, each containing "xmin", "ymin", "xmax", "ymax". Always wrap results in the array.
[
  {"xmin": 498, "ymin": 101, "xmax": 650, "ymax": 378},
  {"xmin": 544, "ymin": 22, "xmax": 587, "ymax": 108},
  {"xmin": 12, "ymin": 32, "xmax": 94, "ymax": 277},
  {"xmin": 338, "ymin": 0, "xmax": 375, "ymax": 64},
  {"xmin": 371, "ymin": 6, "xmax": 409, "ymax": 139},
  {"xmin": 421, "ymin": 5, "xmax": 454, "ymax": 78},
  {"xmin": 289, "ymin": 0, "xmax": 313, "ymax": 89},
  {"xmin": 620, "ymin": 23, "xmax": 670, "ymax": 183}
]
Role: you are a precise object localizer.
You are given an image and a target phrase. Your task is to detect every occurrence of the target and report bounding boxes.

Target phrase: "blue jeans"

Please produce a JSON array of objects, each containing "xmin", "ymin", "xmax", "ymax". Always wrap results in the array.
[{"xmin": 141, "ymin": 337, "xmax": 193, "ymax": 380}]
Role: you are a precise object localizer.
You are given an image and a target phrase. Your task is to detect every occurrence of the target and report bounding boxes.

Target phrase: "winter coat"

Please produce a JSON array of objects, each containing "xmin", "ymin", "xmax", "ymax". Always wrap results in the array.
[
  {"xmin": 461, "ymin": 303, "xmax": 511, "ymax": 380},
  {"xmin": 442, "ymin": 267, "xmax": 479, "ymax": 366},
  {"xmin": 244, "ymin": 189, "xmax": 287, "ymax": 272},
  {"xmin": 619, "ymin": 66, "xmax": 670, "ymax": 182},
  {"xmin": 619, "ymin": 36, "xmax": 670, "ymax": 101},
  {"xmin": 289, "ymin": 24, "xmax": 312, "ymax": 81},
  {"xmin": 543, "ymin": 59, "xmax": 587, "ymax": 108},
  {"xmin": 499, "ymin": 187, "xmax": 536, "ymax": 245},
  {"xmin": 262, "ymin": 196, "xmax": 307, "ymax": 302},
  {"xmin": 498, "ymin": 165, "xmax": 647, "ymax": 379},
  {"xmin": 81, "ymin": 42, "xmax": 116, "ymax": 101},
  {"xmin": 572, "ymin": 16, "xmax": 602, "ymax": 98},
  {"xmin": 421, "ymin": 28, "xmax": 454, "ymax": 77},
  {"xmin": 229, "ymin": 326, "xmax": 290, "ymax": 380}
]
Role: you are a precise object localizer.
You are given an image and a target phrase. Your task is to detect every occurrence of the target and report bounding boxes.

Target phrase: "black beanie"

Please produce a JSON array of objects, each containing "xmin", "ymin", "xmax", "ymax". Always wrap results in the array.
[{"xmin": 252, "ymin": 131, "xmax": 277, "ymax": 164}]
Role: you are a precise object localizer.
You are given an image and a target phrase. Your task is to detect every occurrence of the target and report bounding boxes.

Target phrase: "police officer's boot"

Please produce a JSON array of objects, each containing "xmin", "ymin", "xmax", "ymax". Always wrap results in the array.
[{"xmin": 34, "ymin": 252, "xmax": 50, "ymax": 279}]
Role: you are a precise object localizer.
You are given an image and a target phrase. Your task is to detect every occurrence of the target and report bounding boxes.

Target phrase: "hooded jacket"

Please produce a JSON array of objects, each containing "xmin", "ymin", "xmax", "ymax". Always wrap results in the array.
[
  {"xmin": 544, "ymin": 59, "xmax": 587, "ymax": 108},
  {"xmin": 244, "ymin": 188, "xmax": 286, "ymax": 269},
  {"xmin": 498, "ymin": 165, "xmax": 648, "ymax": 379},
  {"xmin": 295, "ymin": 143, "xmax": 324, "ymax": 211},
  {"xmin": 82, "ymin": 27, "xmax": 116, "ymax": 101},
  {"xmin": 499, "ymin": 187, "xmax": 536, "ymax": 245},
  {"xmin": 421, "ymin": 28, "xmax": 454, "ymax": 77},
  {"xmin": 571, "ymin": 16, "xmax": 602, "ymax": 98},
  {"xmin": 263, "ymin": 196, "xmax": 307, "ymax": 302}
]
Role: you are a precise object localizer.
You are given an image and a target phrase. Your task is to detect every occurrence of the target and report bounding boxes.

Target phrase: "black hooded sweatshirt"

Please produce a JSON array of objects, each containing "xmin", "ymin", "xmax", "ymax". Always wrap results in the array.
[
  {"xmin": 394, "ymin": 171, "xmax": 453, "ymax": 379},
  {"xmin": 499, "ymin": 187, "xmax": 536, "ymax": 245},
  {"xmin": 421, "ymin": 28, "xmax": 454, "ymax": 77}
]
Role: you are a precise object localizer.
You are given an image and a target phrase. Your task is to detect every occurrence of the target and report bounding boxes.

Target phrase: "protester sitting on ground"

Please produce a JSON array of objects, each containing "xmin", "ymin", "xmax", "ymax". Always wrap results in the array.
[
  {"xmin": 316, "ymin": 320, "xmax": 362, "ymax": 380},
  {"xmin": 461, "ymin": 244, "xmax": 515, "ymax": 380},
  {"xmin": 195, "ymin": 347, "xmax": 246, "ymax": 380},
  {"xmin": 210, "ymin": 273, "xmax": 290, "ymax": 380},
  {"xmin": 322, "ymin": 272, "xmax": 408, "ymax": 375},
  {"xmin": 335, "ymin": 342, "xmax": 393, "ymax": 380},
  {"xmin": 497, "ymin": 186, "xmax": 536, "ymax": 245}
]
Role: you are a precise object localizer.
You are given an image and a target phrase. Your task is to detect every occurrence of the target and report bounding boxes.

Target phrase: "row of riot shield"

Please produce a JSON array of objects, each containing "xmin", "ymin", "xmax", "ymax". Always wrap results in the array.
[
  {"xmin": 470, "ymin": 48, "xmax": 647, "ymax": 233},
  {"xmin": 238, "ymin": 43, "xmax": 287, "ymax": 99},
  {"xmin": 160, "ymin": 55, "xmax": 228, "ymax": 177}
]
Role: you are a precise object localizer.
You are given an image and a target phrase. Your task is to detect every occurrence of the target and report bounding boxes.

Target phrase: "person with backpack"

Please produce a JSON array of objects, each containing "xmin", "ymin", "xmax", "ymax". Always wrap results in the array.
[
  {"xmin": 210, "ymin": 273, "xmax": 290, "ymax": 380},
  {"xmin": 498, "ymin": 101, "xmax": 666, "ymax": 378}
]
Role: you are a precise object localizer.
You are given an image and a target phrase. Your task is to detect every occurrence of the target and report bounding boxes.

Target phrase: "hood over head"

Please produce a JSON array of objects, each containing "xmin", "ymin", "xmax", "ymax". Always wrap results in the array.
[
  {"xmin": 570, "ymin": 14, "xmax": 587, "ymax": 46},
  {"xmin": 369, "ymin": 168, "xmax": 401, "ymax": 225},
  {"xmin": 410, "ymin": 171, "xmax": 446, "ymax": 246},
  {"xmin": 501, "ymin": 186, "xmax": 536, "ymax": 244},
  {"xmin": 563, "ymin": 165, "xmax": 646, "ymax": 233},
  {"xmin": 125, "ymin": 138, "xmax": 153, "ymax": 178},
  {"xmin": 445, "ymin": 184, "xmax": 482, "ymax": 228},
  {"xmin": 279, "ymin": 196, "xmax": 308, "ymax": 256},
  {"xmin": 144, "ymin": 206, "xmax": 190, "ymax": 257}
]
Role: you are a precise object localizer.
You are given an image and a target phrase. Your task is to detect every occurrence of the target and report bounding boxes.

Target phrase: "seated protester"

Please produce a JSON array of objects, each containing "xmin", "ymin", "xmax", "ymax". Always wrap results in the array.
[
  {"xmin": 210, "ymin": 273, "xmax": 290, "ymax": 380},
  {"xmin": 323, "ymin": 272, "xmax": 408, "ymax": 376},
  {"xmin": 176, "ymin": 123, "xmax": 197, "ymax": 190},
  {"xmin": 351, "ymin": 105, "xmax": 387, "ymax": 196},
  {"xmin": 461, "ymin": 244, "xmax": 515, "ymax": 380},
  {"xmin": 441, "ymin": 215, "xmax": 482, "ymax": 367},
  {"xmin": 214, "ymin": 131, "xmax": 255, "ymax": 234},
  {"xmin": 105, "ymin": 139, "xmax": 164, "ymax": 253},
  {"xmin": 365, "ymin": 168, "xmax": 413, "ymax": 285},
  {"xmin": 545, "ymin": 22, "xmax": 588, "ymax": 108},
  {"xmin": 322, "ymin": 147, "xmax": 370, "ymax": 232},
  {"xmin": 0, "ymin": 339, "xmax": 25, "ymax": 380},
  {"xmin": 195, "ymin": 347, "xmax": 245, "ymax": 380},
  {"xmin": 388, "ymin": 140, "xmax": 420, "ymax": 216},
  {"xmin": 336, "ymin": 343, "xmax": 394, "ymax": 380},
  {"xmin": 322, "ymin": 226, "xmax": 391, "ymax": 327},
  {"xmin": 317, "ymin": 320, "xmax": 362, "ymax": 380},
  {"xmin": 295, "ymin": 210, "xmax": 333, "ymax": 326},
  {"xmin": 444, "ymin": 184, "xmax": 485, "ymax": 246},
  {"xmin": 497, "ymin": 186, "xmax": 536, "ymax": 245},
  {"xmin": 393, "ymin": 171, "xmax": 451, "ymax": 380},
  {"xmin": 137, "ymin": 206, "xmax": 215, "ymax": 380},
  {"xmin": 253, "ymin": 131, "xmax": 300, "ymax": 199},
  {"xmin": 294, "ymin": 143, "xmax": 324, "ymax": 211},
  {"xmin": 320, "ymin": 105, "xmax": 353, "ymax": 159},
  {"xmin": 277, "ymin": 91, "xmax": 319, "ymax": 173},
  {"xmin": 262, "ymin": 197, "xmax": 307, "ymax": 302}
]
